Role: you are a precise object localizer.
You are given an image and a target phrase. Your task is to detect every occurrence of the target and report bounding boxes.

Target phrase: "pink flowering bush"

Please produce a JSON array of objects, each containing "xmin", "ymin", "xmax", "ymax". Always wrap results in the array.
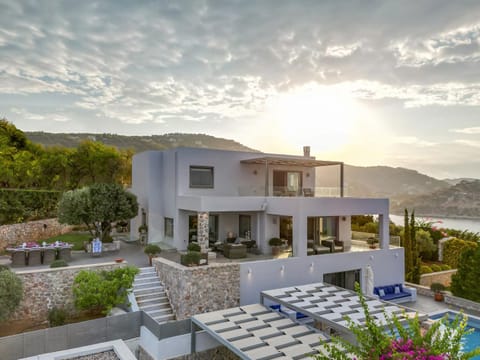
[{"xmin": 312, "ymin": 283, "xmax": 480, "ymax": 360}]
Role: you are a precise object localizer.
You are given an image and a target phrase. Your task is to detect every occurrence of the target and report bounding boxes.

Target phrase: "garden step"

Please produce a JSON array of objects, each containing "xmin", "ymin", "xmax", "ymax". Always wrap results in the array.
[
  {"xmin": 135, "ymin": 291, "xmax": 166, "ymax": 301},
  {"xmin": 138, "ymin": 267, "xmax": 156, "ymax": 274},
  {"xmin": 136, "ymin": 296, "xmax": 169, "ymax": 306},
  {"xmin": 153, "ymin": 313, "xmax": 175, "ymax": 324},
  {"xmin": 134, "ymin": 275, "xmax": 159, "ymax": 284},
  {"xmin": 134, "ymin": 286, "xmax": 165, "ymax": 295},
  {"xmin": 147, "ymin": 308, "xmax": 173, "ymax": 317},
  {"xmin": 134, "ymin": 280, "xmax": 162, "ymax": 289},
  {"xmin": 134, "ymin": 283, "xmax": 163, "ymax": 291},
  {"xmin": 136, "ymin": 271, "xmax": 157, "ymax": 278},
  {"xmin": 141, "ymin": 302, "xmax": 171, "ymax": 312}
]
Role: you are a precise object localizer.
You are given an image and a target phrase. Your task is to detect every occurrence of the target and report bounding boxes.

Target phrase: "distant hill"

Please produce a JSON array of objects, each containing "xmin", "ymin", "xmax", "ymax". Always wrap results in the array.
[
  {"xmin": 443, "ymin": 178, "xmax": 478, "ymax": 186},
  {"xmin": 317, "ymin": 165, "xmax": 450, "ymax": 198},
  {"xmin": 391, "ymin": 180, "xmax": 480, "ymax": 218},
  {"xmin": 25, "ymin": 132, "xmax": 257, "ymax": 153}
]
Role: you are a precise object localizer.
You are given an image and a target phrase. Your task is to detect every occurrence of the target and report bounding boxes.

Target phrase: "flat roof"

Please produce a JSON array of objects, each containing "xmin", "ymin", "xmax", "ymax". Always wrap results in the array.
[
  {"xmin": 191, "ymin": 303, "xmax": 339, "ymax": 359},
  {"xmin": 240, "ymin": 156, "xmax": 343, "ymax": 167},
  {"xmin": 260, "ymin": 283, "xmax": 425, "ymax": 335}
]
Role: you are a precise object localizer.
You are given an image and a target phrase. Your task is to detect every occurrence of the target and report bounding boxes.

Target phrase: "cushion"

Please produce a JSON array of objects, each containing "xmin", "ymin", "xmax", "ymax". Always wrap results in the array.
[
  {"xmin": 394, "ymin": 286, "xmax": 400, "ymax": 294},
  {"xmin": 378, "ymin": 289, "xmax": 385, "ymax": 297}
]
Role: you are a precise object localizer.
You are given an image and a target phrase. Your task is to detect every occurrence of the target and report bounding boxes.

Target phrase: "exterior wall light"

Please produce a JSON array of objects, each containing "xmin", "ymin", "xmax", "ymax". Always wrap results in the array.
[{"xmin": 280, "ymin": 265, "xmax": 285, "ymax": 272}]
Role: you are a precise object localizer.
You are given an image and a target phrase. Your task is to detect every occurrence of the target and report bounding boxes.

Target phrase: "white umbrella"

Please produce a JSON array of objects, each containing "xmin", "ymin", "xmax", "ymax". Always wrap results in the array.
[{"xmin": 365, "ymin": 265, "xmax": 374, "ymax": 297}]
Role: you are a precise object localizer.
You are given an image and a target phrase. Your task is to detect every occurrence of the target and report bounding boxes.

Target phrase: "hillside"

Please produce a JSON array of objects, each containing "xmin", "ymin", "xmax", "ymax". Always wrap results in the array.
[
  {"xmin": 317, "ymin": 165, "xmax": 450, "ymax": 198},
  {"xmin": 25, "ymin": 132, "xmax": 257, "ymax": 153},
  {"xmin": 391, "ymin": 180, "xmax": 480, "ymax": 218}
]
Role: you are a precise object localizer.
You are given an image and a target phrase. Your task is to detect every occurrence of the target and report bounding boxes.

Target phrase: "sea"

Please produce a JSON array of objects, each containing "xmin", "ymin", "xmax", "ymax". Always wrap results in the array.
[{"xmin": 389, "ymin": 214, "xmax": 480, "ymax": 234}]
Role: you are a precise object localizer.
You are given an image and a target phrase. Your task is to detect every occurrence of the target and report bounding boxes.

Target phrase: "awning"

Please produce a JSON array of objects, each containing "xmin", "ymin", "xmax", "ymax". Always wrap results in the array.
[
  {"xmin": 260, "ymin": 283, "xmax": 425, "ymax": 336},
  {"xmin": 191, "ymin": 303, "xmax": 335, "ymax": 359},
  {"xmin": 240, "ymin": 156, "xmax": 342, "ymax": 168}
]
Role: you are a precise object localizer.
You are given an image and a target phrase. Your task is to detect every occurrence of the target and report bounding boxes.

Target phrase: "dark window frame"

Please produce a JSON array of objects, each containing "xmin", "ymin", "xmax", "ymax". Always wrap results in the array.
[
  {"xmin": 164, "ymin": 217, "xmax": 174, "ymax": 237},
  {"xmin": 189, "ymin": 166, "xmax": 214, "ymax": 188}
]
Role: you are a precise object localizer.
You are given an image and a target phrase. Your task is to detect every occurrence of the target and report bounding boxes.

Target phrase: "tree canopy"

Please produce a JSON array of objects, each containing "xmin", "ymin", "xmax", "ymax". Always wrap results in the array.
[
  {"xmin": 0, "ymin": 119, "xmax": 132, "ymax": 189},
  {"xmin": 58, "ymin": 183, "xmax": 138, "ymax": 241}
]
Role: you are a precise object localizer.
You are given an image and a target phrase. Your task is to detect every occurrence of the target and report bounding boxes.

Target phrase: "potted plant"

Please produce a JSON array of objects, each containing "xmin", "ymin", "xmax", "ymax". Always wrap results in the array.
[
  {"xmin": 269, "ymin": 237, "xmax": 284, "ymax": 257},
  {"xmin": 144, "ymin": 244, "xmax": 161, "ymax": 266},
  {"xmin": 138, "ymin": 224, "xmax": 148, "ymax": 234},
  {"xmin": 181, "ymin": 243, "xmax": 208, "ymax": 266},
  {"xmin": 430, "ymin": 282, "xmax": 446, "ymax": 301},
  {"xmin": 367, "ymin": 237, "xmax": 379, "ymax": 249}
]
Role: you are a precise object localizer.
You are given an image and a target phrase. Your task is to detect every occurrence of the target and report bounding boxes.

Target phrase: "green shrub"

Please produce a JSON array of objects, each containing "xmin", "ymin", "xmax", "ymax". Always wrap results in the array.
[
  {"xmin": 420, "ymin": 265, "xmax": 433, "ymax": 274},
  {"xmin": 144, "ymin": 244, "xmax": 161, "ymax": 256},
  {"xmin": 268, "ymin": 237, "xmax": 283, "ymax": 246},
  {"xmin": 182, "ymin": 251, "xmax": 202, "ymax": 266},
  {"xmin": 0, "ymin": 189, "xmax": 62, "ymax": 224},
  {"xmin": 440, "ymin": 264, "xmax": 451, "ymax": 271},
  {"xmin": 430, "ymin": 282, "xmax": 446, "ymax": 293},
  {"xmin": 48, "ymin": 307, "xmax": 67, "ymax": 327},
  {"xmin": 187, "ymin": 243, "xmax": 201, "ymax": 252},
  {"xmin": 50, "ymin": 259, "xmax": 69, "ymax": 268},
  {"xmin": 451, "ymin": 246, "xmax": 480, "ymax": 302},
  {"xmin": 443, "ymin": 238, "xmax": 477, "ymax": 269},
  {"xmin": 430, "ymin": 264, "xmax": 442, "ymax": 272},
  {"xmin": 0, "ymin": 269, "xmax": 23, "ymax": 321},
  {"xmin": 73, "ymin": 266, "xmax": 139, "ymax": 315}
]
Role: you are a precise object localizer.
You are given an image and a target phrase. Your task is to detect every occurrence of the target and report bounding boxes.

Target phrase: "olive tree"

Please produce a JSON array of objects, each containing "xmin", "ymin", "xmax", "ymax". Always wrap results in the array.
[{"xmin": 58, "ymin": 183, "xmax": 138, "ymax": 241}]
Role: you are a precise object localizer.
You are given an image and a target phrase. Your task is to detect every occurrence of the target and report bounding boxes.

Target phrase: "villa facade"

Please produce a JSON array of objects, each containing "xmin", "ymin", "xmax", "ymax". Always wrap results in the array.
[{"xmin": 131, "ymin": 146, "xmax": 405, "ymax": 295}]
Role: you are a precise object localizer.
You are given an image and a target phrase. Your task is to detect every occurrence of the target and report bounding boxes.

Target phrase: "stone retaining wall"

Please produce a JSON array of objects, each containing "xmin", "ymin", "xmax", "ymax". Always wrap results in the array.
[
  {"xmin": 11, "ymin": 262, "xmax": 124, "ymax": 324},
  {"xmin": 153, "ymin": 258, "xmax": 240, "ymax": 320},
  {"xmin": 419, "ymin": 269, "xmax": 457, "ymax": 287},
  {"xmin": 0, "ymin": 218, "xmax": 73, "ymax": 252}
]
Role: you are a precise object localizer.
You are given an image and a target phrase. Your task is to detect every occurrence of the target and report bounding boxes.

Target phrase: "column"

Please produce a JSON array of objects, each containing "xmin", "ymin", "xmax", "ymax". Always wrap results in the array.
[
  {"xmin": 378, "ymin": 214, "xmax": 389, "ymax": 249},
  {"xmin": 197, "ymin": 212, "xmax": 209, "ymax": 252}
]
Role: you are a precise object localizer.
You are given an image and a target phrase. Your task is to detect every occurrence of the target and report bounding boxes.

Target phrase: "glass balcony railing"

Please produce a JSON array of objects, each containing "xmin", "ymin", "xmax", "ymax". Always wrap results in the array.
[{"xmin": 237, "ymin": 186, "xmax": 344, "ymax": 197}]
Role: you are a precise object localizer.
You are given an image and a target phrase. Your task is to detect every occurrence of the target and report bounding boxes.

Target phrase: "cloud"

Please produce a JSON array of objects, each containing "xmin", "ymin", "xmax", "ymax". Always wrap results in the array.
[
  {"xmin": 450, "ymin": 126, "xmax": 480, "ymax": 134},
  {"xmin": 454, "ymin": 139, "xmax": 480, "ymax": 148},
  {"xmin": 394, "ymin": 136, "xmax": 437, "ymax": 147},
  {"xmin": 10, "ymin": 108, "xmax": 69, "ymax": 122}
]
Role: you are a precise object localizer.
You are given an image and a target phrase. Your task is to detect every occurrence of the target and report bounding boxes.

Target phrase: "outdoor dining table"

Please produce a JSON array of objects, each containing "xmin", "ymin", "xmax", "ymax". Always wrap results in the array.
[{"xmin": 6, "ymin": 244, "xmax": 73, "ymax": 266}]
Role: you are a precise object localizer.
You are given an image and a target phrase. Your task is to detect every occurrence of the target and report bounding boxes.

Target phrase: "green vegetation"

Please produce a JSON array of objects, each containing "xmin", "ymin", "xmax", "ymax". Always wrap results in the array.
[
  {"xmin": 0, "ymin": 119, "xmax": 132, "ymax": 191},
  {"xmin": 0, "ymin": 267, "xmax": 23, "ymax": 321},
  {"xmin": 313, "ymin": 283, "xmax": 480, "ymax": 360},
  {"xmin": 0, "ymin": 188, "xmax": 62, "ymax": 225},
  {"xmin": 144, "ymin": 244, "xmax": 161, "ymax": 266},
  {"xmin": 403, "ymin": 209, "xmax": 421, "ymax": 283},
  {"xmin": 43, "ymin": 232, "xmax": 91, "ymax": 251},
  {"xmin": 48, "ymin": 307, "xmax": 67, "ymax": 327},
  {"xmin": 187, "ymin": 243, "xmax": 201, "ymax": 252},
  {"xmin": 50, "ymin": 259, "xmax": 69, "ymax": 268},
  {"xmin": 451, "ymin": 246, "xmax": 480, "ymax": 302},
  {"xmin": 73, "ymin": 266, "xmax": 139, "ymax": 315},
  {"xmin": 268, "ymin": 237, "xmax": 283, "ymax": 246},
  {"xmin": 420, "ymin": 265, "xmax": 433, "ymax": 274},
  {"xmin": 443, "ymin": 238, "xmax": 477, "ymax": 269},
  {"xmin": 430, "ymin": 282, "xmax": 446, "ymax": 293},
  {"xmin": 181, "ymin": 251, "xmax": 202, "ymax": 266},
  {"xmin": 58, "ymin": 183, "xmax": 138, "ymax": 242}
]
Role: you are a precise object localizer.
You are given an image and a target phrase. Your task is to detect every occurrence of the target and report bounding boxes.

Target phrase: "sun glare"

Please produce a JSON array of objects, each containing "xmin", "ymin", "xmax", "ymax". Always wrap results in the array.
[{"xmin": 266, "ymin": 84, "xmax": 366, "ymax": 153}]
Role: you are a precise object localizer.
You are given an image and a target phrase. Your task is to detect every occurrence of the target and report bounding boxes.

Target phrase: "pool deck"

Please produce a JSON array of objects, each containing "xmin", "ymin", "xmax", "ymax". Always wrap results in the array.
[{"xmin": 403, "ymin": 294, "xmax": 480, "ymax": 318}]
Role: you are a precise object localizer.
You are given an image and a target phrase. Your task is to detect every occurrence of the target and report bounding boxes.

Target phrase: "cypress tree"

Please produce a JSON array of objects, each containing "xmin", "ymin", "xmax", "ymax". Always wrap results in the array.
[{"xmin": 403, "ymin": 209, "xmax": 412, "ymax": 280}]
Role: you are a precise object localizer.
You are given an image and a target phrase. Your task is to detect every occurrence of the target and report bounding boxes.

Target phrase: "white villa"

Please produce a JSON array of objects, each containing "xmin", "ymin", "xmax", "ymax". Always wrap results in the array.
[{"xmin": 131, "ymin": 146, "xmax": 406, "ymax": 299}]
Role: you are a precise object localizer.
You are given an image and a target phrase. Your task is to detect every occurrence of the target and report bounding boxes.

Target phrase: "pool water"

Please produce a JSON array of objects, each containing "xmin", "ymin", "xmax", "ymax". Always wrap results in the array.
[{"xmin": 430, "ymin": 311, "xmax": 480, "ymax": 359}]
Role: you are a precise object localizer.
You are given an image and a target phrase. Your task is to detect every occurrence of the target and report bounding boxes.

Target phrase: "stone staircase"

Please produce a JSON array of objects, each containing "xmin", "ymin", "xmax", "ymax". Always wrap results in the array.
[{"xmin": 133, "ymin": 267, "xmax": 175, "ymax": 324}]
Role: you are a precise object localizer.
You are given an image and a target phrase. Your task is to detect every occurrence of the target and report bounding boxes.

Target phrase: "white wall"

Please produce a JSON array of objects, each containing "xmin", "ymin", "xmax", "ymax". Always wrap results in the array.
[{"xmin": 239, "ymin": 248, "xmax": 405, "ymax": 305}]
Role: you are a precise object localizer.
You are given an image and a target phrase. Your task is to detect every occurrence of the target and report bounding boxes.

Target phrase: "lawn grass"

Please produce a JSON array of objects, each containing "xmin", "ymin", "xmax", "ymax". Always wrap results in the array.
[{"xmin": 44, "ymin": 232, "xmax": 91, "ymax": 251}]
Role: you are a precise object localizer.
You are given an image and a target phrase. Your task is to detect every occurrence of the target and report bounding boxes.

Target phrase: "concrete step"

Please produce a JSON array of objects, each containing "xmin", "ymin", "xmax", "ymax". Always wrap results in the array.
[
  {"xmin": 137, "ymin": 296, "xmax": 169, "ymax": 307},
  {"xmin": 134, "ymin": 280, "xmax": 162, "ymax": 290},
  {"xmin": 147, "ymin": 308, "xmax": 174, "ymax": 318},
  {"xmin": 141, "ymin": 302, "xmax": 172, "ymax": 312},
  {"xmin": 136, "ymin": 270, "xmax": 157, "ymax": 278},
  {"xmin": 134, "ymin": 286, "xmax": 165, "ymax": 296},
  {"xmin": 135, "ymin": 291, "xmax": 166, "ymax": 301},
  {"xmin": 134, "ymin": 275, "xmax": 159, "ymax": 284},
  {"xmin": 153, "ymin": 313, "xmax": 175, "ymax": 323},
  {"xmin": 138, "ymin": 267, "xmax": 156, "ymax": 274}
]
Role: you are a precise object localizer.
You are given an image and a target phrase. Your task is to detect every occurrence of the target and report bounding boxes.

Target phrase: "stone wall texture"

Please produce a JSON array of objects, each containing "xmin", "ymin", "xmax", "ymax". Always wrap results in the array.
[
  {"xmin": 153, "ymin": 258, "xmax": 240, "ymax": 320},
  {"xmin": 0, "ymin": 218, "xmax": 73, "ymax": 252},
  {"xmin": 419, "ymin": 270, "xmax": 457, "ymax": 287},
  {"xmin": 11, "ymin": 262, "xmax": 124, "ymax": 324}
]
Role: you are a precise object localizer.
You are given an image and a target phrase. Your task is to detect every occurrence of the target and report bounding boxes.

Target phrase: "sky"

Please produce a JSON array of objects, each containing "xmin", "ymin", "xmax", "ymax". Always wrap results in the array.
[{"xmin": 1, "ymin": 1, "xmax": 480, "ymax": 179}]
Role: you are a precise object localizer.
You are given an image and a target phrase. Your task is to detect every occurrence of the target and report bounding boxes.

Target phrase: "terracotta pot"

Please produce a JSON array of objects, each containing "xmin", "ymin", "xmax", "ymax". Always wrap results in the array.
[
  {"xmin": 434, "ymin": 292, "xmax": 444, "ymax": 302},
  {"xmin": 115, "ymin": 258, "xmax": 124, "ymax": 263}
]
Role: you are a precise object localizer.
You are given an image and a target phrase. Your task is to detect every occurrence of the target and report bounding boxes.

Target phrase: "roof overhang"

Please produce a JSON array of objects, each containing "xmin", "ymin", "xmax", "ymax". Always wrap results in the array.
[{"xmin": 240, "ymin": 156, "xmax": 342, "ymax": 167}]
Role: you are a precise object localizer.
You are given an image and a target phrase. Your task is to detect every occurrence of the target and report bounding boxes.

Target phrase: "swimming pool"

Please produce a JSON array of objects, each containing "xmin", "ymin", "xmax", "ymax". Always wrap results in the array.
[{"xmin": 430, "ymin": 311, "xmax": 480, "ymax": 359}]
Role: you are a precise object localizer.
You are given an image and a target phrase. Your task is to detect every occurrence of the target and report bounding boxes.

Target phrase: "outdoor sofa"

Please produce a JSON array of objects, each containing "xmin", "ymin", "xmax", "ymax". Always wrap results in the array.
[{"xmin": 374, "ymin": 283, "xmax": 417, "ymax": 303}]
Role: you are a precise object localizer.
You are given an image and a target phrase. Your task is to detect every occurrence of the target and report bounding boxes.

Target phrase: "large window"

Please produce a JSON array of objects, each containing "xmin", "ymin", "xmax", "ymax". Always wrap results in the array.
[
  {"xmin": 190, "ymin": 166, "xmax": 214, "ymax": 188},
  {"xmin": 239, "ymin": 215, "xmax": 251, "ymax": 238},
  {"xmin": 164, "ymin": 218, "xmax": 173, "ymax": 237}
]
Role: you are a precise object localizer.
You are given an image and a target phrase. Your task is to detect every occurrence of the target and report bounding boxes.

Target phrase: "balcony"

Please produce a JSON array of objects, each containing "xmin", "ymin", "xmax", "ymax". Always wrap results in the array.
[{"xmin": 237, "ymin": 186, "xmax": 344, "ymax": 197}]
